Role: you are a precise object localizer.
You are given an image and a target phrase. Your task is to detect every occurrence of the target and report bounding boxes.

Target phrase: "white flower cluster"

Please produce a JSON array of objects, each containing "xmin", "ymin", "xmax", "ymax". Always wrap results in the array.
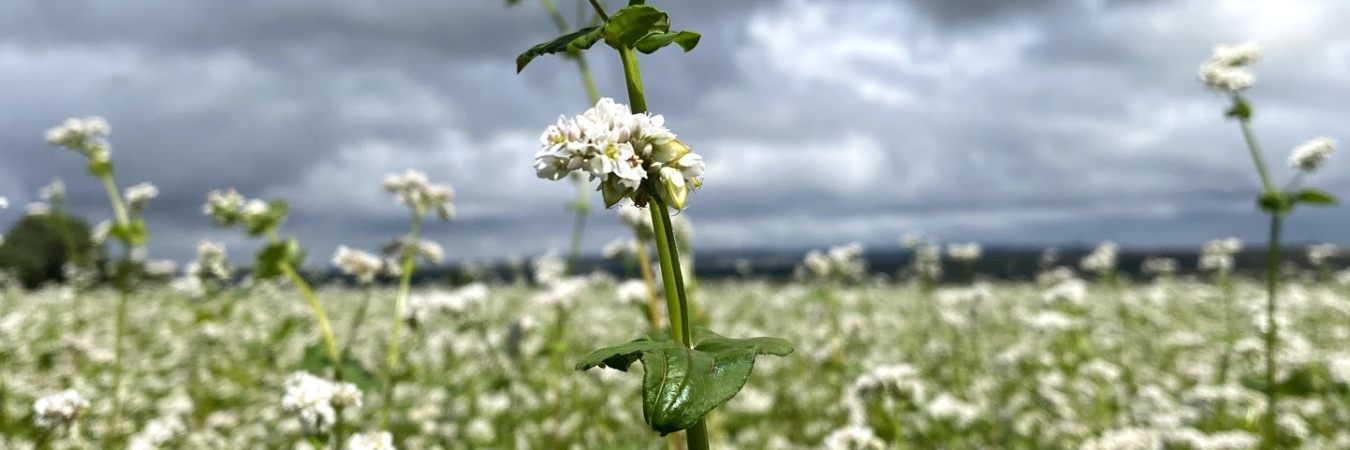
[
  {"xmin": 280, "ymin": 372, "xmax": 362, "ymax": 435},
  {"xmin": 201, "ymin": 188, "xmax": 275, "ymax": 226},
  {"xmin": 347, "ymin": 431, "xmax": 397, "ymax": 450},
  {"xmin": 333, "ymin": 245, "xmax": 398, "ymax": 285},
  {"xmin": 1199, "ymin": 238, "xmax": 1242, "ymax": 274},
  {"xmin": 1198, "ymin": 42, "xmax": 1261, "ymax": 92},
  {"xmin": 902, "ymin": 234, "xmax": 943, "ymax": 281},
  {"xmin": 124, "ymin": 182, "xmax": 159, "ymax": 212},
  {"xmin": 531, "ymin": 251, "xmax": 567, "ymax": 286},
  {"xmin": 801, "ymin": 242, "xmax": 867, "ymax": 282},
  {"xmin": 381, "ymin": 237, "xmax": 445, "ymax": 266},
  {"xmin": 1308, "ymin": 243, "xmax": 1339, "ymax": 266},
  {"xmin": 1288, "ymin": 137, "xmax": 1336, "ymax": 173},
  {"xmin": 382, "ymin": 169, "xmax": 454, "ymax": 221},
  {"xmin": 127, "ymin": 416, "xmax": 185, "ymax": 450},
  {"xmin": 533, "ymin": 98, "xmax": 705, "ymax": 210},
  {"xmin": 1079, "ymin": 241, "xmax": 1118, "ymax": 274},
  {"xmin": 32, "ymin": 389, "xmax": 90, "ymax": 430},
  {"xmin": 45, "ymin": 116, "xmax": 112, "ymax": 162},
  {"xmin": 27, "ymin": 202, "xmax": 50, "ymax": 217},
  {"xmin": 946, "ymin": 242, "xmax": 982, "ymax": 263},
  {"xmin": 173, "ymin": 240, "xmax": 231, "ymax": 298},
  {"xmin": 615, "ymin": 279, "xmax": 650, "ymax": 308},
  {"xmin": 823, "ymin": 425, "xmax": 887, "ymax": 450},
  {"xmin": 405, "ymin": 282, "xmax": 490, "ymax": 325},
  {"xmin": 38, "ymin": 178, "xmax": 65, "ymax": 202}
]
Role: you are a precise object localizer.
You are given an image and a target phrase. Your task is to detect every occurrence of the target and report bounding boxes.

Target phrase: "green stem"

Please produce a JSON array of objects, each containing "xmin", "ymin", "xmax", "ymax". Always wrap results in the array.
[
  {"xmin": 618, "ymin": 47, "xmax": 648, "ymax": 115},
  {"xmin": 98, "ymin": 176, "xmax": 131, "ymax": 227},
  {"xmin": 1262, "ymin": 214, "xmax": 1283, "ymax": 449},
  {"xmin": 278, "ymin": 262, "xmax": 340, "ymax": 363},
  {"xmin": 341, "ymin": 287, "xmax": 375, "ymax": 356},
  {"xmin": 635, "ymin": 241, "xmax": 663, "ymax": 329},
  {"xmin": 104, "ymin": 271, "xmax": 129, "ymax": 447},
  {"xmin": 648, "ymin": 197, "xmax": 690, "ymax": 345},
  {"xmin": 381, "ymin": 214, "xmax": 424, "ymax": 428},
  {"xmin": 1233, "ymin": 93, "xmax": 1275, "ymax": 193},
  {"xmin": 564, "ymin": 181, "xmax": 590, "ymax": 275}
]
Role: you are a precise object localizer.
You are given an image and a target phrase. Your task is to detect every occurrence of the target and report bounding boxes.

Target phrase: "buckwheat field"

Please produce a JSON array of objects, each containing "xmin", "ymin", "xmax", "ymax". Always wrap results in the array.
[{"xmin": 1, "ymin": 2, "xmax": 1347, "ymax": 450}]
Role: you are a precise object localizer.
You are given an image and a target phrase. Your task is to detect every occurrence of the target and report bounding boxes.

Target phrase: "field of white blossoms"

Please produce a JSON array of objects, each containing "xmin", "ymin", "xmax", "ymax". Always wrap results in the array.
[{"xmin": 2, "ymin": 236, "xmax": 1350, "ymax": 449}]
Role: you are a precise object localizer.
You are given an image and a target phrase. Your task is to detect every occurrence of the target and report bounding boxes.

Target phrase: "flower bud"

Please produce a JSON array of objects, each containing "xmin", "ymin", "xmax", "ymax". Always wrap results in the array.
[
  {"xmin": 650, "ymin": 138, "xmax": 691, "ymax": 164},
  {"xmin": 657, "ymin": 166, "xmax": 689, "ymax": 210}
]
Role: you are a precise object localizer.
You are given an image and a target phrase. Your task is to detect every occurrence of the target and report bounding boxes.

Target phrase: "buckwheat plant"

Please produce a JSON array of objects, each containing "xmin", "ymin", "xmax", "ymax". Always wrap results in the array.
[
  {"xmin": 31, "ymin": 389, "xmax": 90, "ymax": 449},
  {"xmin": 1140, "ymin": 256, "xmax": 1178, "ymax": 286},
  {"xmin": 1306, "ymin": 244, "xmax": 1338, "ymax": 283},
  {"xmin": 506, "ymin": 0, "xmax": 606, "ymax": 276},
  {"xmin": 45, "ymin": 116, "xmax": 162, "ymax": 446},
  {"xmin": 1198, "ymin": 42, "xmax": 1340, "ymax": 448},
  {"xmin": 902, "ymin": 234, "xmax": 943, "ymax": 293},
  {"xmin": 946, "ymin": 242, "xmax": 982, "ymax": 284},
  {"xmin": 516, "ymin": 3, "xmax": 793, "ymax": 447},
  {"xmin": 376, "ymin": 169, "xmax": 454, "ymax": 429},
  {"xmin": 201, "ymin": 187, "xmax": 369, "ymax": 443}
]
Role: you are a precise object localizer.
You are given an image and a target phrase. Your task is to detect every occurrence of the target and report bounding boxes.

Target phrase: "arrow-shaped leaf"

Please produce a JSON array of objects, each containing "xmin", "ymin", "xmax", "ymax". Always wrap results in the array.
[
  {"xmin": 516, "ymin": 26, "xmax": 605, "ymax": 73},
  {"xmin": 1294, "ymin": 188, "xmax": 1338, "ymax": 207},
  {"xmin": 604, "ymin": 5, "xmax": 670, "ymax": 48},
  {"xmin": 634, "ymin": 30, "xmax": 701, "ymax": 54},
  {"xmin": 576, "ymin": 327, "xmax": 793, "ymax": 436}
]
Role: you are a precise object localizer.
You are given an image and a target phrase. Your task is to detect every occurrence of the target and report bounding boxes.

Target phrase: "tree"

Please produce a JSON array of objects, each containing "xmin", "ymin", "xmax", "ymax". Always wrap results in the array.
[{"xmin": 0, "ymin": 213, "xmax": 102, "ymax": 289}]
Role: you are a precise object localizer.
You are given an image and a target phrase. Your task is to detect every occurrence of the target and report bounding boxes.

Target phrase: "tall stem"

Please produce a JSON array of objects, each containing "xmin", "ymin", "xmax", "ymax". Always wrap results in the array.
[
  {"xmin": 648, "ymin": 200, "xmax": 689, "ymax": 344},
  {"xmin": 96, "ymin": 173, "xmax": 131, "ymax": 447},
  {"xmin": 604, "ymin": 13, "xmax": 707, "ymax": 449},
  {"xmin": 1261, "ymin": 215, "xmax": 1283, "ymax": 449},
  {"xmin": 382, "ymin": 215, "xmax": 424, "ymax": 428},
  {"xmin": 635, "ymin": 241, "xmax": 663, "ymax": 329},
  {"xmin": 1233, "ymin": 93, "xmax": 1275, "ymax": 193},
  {"xmin": 280, "ymin": 262, "xmax": 340, "ymax": 362}
]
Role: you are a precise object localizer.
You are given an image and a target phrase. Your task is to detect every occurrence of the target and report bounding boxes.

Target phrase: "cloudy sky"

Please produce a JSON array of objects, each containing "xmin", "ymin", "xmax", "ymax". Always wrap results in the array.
[{"xmin": 0, "ymin": 0, "xmax": 1347, "ymax": 266}]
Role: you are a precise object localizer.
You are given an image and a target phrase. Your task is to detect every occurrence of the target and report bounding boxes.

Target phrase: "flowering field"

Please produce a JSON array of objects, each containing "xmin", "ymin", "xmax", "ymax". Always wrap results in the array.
[{"xmin": 4, "ymin": 259, "xmax": 1350, "ymax": 449}]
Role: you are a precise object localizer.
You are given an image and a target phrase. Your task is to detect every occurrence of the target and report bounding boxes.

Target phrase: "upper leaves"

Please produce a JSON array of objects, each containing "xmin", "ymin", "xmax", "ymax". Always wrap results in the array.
[
  {"xmin": 1257, "ymin": 188, "xmax": 1339, "ymax": 217},
  {"xmin": 516, "ymin": 5, "xmax": 701, "ymax": 73},
  {"xmin": 577, "ymin": 327, "xmax": 793, "ymax": 436}
]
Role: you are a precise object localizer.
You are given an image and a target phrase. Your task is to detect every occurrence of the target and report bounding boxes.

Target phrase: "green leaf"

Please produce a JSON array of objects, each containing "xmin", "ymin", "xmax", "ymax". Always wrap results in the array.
[
  {"xmin": 1240, "ymin": 366, "xmax": 1326, "ymax": 398},
  {"xmin": 108, "ymin": 219, "xmax": 149, "ymax": 247},
  {"xmin": 603, "ymin": 5, "xmax": 670, "ymax": 49},
  {"xmin": 254, "ymin": 238, "xmax": 302, "ymax": 280},
  {"xmin": 1256, "ymin": 191, "xmax": 1293, "ymax": 216},
  {"xmin": 577, "ymin": 327, "xmax": 794, "ymax": 436},
  {"xmin": 516, "ymin": 26, "xmax": 605, "ymax": 73},
  {"xmin": 634, "ymin": 30, "xmax": 701, "ymax": 54},
  {"xmin": 1226, "ymin": 98, "xmax": 1252, "ymax": 120},
  {"xmin": 576, "ymin": 338, "xmax": 678, "ymax": 372},
  {"xmin": 300, "ymin": 343, "xmax": 382, "ymax": 393},
  {"xmin": 1294, "ymin": 188, "xmax": 1338, "ymax": 207}
]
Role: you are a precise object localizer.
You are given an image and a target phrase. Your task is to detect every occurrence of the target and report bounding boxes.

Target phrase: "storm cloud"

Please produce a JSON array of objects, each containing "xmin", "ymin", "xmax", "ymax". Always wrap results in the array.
[{"xmin": 0, "ymin": 0, "xmax": 1346, "ymax": 265}]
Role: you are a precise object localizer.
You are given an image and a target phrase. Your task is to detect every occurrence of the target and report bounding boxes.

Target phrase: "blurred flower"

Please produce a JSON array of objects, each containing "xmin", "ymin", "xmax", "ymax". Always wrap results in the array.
[
  {"xmin": 383, "ymin": 169, "xmax": 455, "ymax": 221},
  {"xmin": 1288, "ymin": 137, "xmax": 1335, "ymax": 173},
  {"xmin": 1198, "ymin": 42, "xmax": 1261, "ymax": 91},
  {"xmin": 33, "ymin": 389, "xmax": 90, "ymax": 430}
]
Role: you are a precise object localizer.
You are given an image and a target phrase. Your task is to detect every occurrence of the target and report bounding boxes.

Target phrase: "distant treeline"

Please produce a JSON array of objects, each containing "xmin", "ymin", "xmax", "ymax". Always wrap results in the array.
[{"xmin": 310, "ymin": 245, "xmax": 1346, "ymax": 287}]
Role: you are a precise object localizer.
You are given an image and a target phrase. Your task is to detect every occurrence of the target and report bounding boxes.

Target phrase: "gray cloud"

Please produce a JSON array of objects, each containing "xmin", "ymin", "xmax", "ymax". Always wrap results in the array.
[{"xmin": 0, "ymin": 0, "xmax": 1346, "ymax": 267}]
